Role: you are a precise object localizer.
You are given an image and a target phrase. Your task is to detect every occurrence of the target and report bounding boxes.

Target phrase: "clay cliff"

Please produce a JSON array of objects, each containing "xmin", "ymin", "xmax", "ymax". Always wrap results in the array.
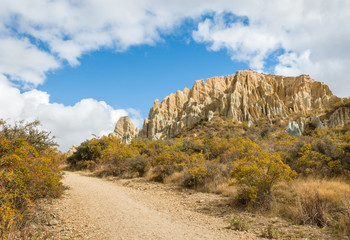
[
  {"xmin": 138, "ymin": 70, "xmax": 340, "ymax": 139},
  {"xmin": 113, "ymin": 116, "xmax": 138, "ymax": 143},
  {"xmin": 325, "ymin": 107, "xmax": 350, "ymax": 128},
  {"xmin": 114, "ymin": 70, "xmax": 348, "ymax": 141}
]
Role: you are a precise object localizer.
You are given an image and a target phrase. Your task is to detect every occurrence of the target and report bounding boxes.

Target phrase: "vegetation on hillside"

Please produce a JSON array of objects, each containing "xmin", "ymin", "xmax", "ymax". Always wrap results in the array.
[
  {"xmin": 67, "ymin": 113, "xmax": 350, "ymax": 237},
  {"xmin": 0, "ymin": 120, "xmax": 63, "ymax": 239}
]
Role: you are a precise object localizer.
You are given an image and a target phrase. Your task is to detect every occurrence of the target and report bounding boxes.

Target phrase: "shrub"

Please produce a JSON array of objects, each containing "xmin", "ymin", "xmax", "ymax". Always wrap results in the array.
[
  {"xmin": 149, "ymin": 151, "xmax": 185, "ymax": 182},
  {"xmin": 218, "ymin": 137, "xmax": 262, "ymax": 163},
  {"xmin": 261, "ymin": 222, "xmax": 280, "ymax": 239},
  {"xmin": 100, "ymin": 138, "xmax": 139, "ymax": 165},
  {"xmin": 181, "ymin": 152, "xmax": 221, "ymax": 189},
  {"xmin": 297, "ymin": 144, "xmax": 342, "ymax": 176},
  {"xmin": 231, "ymin": 152, "xmax": 297, "ymax": 208},
  {"xmin": 138, "ymin": 140, "xmax": 171, "ymax": 157},
  {"xmin": 0, "ymin": 120, "xmax": 63, "ymax": 238},
  {"xmin": 122, "ymin": 155, "xmax": 149, "ymax": 177},
  {"xmin": 226, "ymin": 216, "xmax": 249, "ymax": 231},
  {"xmin": 180, "ymin": 138, "xmax": 206, "ymax": 155},
  {"xmin": 66, "ymin": 138, "xmax": 105, "ymax": 169},
  {"xmin": 205, "ymin": 137, "xmax": 231, "ymax": 159},
  {"xmin": 67, "ymin": 135, "xmax": 139, "ymax": 170},
  {"xmin": 303, "ymin": 121, "xmax": 317, "ymax": 136},
  {"xmin": 0, "ymin": 120, "xmax": 57, "ymax": 152}
]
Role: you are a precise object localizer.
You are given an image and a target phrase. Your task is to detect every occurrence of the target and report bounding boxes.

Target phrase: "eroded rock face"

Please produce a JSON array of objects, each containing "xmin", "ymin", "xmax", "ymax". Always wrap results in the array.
[
  {"xmin": 326, "ymin": 107, "xmax": 350, "ymax": 128},
  {"xmin": 139, "ymin": 70, "xmax": 339, "ymax": 139},
  {"xmin": 113, "ymin": 116, "xmax": 138, "ymax": 143}
]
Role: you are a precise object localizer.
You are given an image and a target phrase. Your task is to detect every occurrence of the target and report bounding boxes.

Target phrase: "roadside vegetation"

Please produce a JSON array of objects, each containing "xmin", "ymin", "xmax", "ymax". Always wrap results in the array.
[
  {"xmin": 0, "ymin": 120, "xmax": 64, "ymax": 239},
  {"xmin": 68, "ymin": 112, "xmax": 350, "ymax": 237}
]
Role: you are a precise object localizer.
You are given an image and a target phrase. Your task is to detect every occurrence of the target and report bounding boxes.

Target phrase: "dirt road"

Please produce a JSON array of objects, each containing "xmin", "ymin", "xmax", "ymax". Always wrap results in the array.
[{"xmin": 48, "ymin": 171, "xmax": 258, "ymax": 240}]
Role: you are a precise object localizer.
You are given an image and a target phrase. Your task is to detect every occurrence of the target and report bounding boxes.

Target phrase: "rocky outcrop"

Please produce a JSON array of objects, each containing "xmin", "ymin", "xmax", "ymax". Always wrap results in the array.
[
  {"xmin": 286, "ymin": 121, "xmax": 303, "ymax": 136},
  {"xmin": 139, "ymin": 70, "xmax": 339, "ymax": 139},
  {"xmin": 326, "ymin": 107, "xmax": 350, "ymax": 128},
  {"xmin": 113, "ymin": 116, "xmax": 138, "ymax": 143},
  {"xmin": 67, "ymin": 145, "xmax": 78, "ymax": 157},
  {"xmin": 286, "ymin": 116, "xmax": 323, "ymax": 136}
]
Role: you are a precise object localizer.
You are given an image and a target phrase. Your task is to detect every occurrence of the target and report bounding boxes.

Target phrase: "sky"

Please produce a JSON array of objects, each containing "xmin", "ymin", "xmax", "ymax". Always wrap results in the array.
[{"xmin": 0, "ymin": 0, "xmax": 349, "ymax": 151}]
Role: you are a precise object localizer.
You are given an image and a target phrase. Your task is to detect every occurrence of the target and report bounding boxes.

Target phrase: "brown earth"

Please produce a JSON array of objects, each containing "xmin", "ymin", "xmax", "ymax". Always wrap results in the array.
[{"xmin": 36, "ymin": 172, "xmax": 333, "ymax": 239}]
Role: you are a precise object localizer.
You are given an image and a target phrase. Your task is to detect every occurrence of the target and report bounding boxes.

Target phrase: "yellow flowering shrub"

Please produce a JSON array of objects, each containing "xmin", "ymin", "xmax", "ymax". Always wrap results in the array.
[
  {"xmin": 297, "ymin": 144, "xmax": 342, "ymax": 175},
  {"xmin": 0, "ymin": 121, "xmax": 63, "ymax": 238},
  {"xmin": 231, "ymin": 151, "xmax": 297, "ymax": 207}
]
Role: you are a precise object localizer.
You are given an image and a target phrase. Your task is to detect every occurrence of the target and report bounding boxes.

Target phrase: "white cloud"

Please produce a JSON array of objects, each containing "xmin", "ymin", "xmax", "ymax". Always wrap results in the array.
[
  {"xmin": 0, "ymin": 0, "xmax": 348, "ymax": 96},
  {"xmin": 0, "ymin": 37, "xmax": 59, "ymax": 86},
  {"xmin": 0, "ymin": 0, "xmax": 349, "ymax": 151},
  {"xmin": 0, "ymin": 75, "xmax": 142, "ymax": 151},
  {"xmin": 193, "ymin": 16, "xmax": 280, "ymax": 71},
  {"xmin": 275, "ymin": 50, "xmax": 317, "ymax": 77},
  {"xmin": 0, "ymin": 0, "xmax": 206, "ymax": 85},
  {"xmin": 192, "ymin": 0, "xmax": 350, "ymax": 97}
]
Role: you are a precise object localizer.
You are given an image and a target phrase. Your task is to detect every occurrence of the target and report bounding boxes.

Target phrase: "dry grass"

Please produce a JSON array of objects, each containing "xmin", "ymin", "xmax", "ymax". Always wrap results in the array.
[
  {"xmin": 216, "ymin": 182, "xmax": 237, "ymax": 197},
  {"xmin": 144, "ymin": 167, "xmax": 159, "ymax": 181},
  {"xmin": 271, "ymin": 178, "xmax": 350, "ymax": 237},
  {"xmin": 156, "ymin": 168, "xmax": 233, "ymax": 195},
  {"xmin": 293, "ymin": 178, "xmax": 350, "ymax": 206},
  {"xmin": 164, "ymin": 171, "xmax": 186, "ymax": 184}
]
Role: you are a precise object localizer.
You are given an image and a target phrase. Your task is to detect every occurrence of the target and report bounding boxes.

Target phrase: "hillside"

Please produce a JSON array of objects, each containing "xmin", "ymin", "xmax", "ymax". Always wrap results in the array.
[
  {"xmin": 67, "ymin": 71, "xmax": 350, "ymax": 238},
  {"xmin": 68, "ymin": 112, "xmax": 350, "ymax": 238}
]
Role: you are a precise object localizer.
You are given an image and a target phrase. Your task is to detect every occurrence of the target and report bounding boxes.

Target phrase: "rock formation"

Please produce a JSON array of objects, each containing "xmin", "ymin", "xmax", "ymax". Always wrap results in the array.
[
  {"xmin": 286, "ymin": 116, "xmax": 323, "ymax": 136},
  {"xmin": 325, "ymin": 107, "xmax": 350, "ymax": 128},
  {"xmin": 112, "ymin": 70, "xmax": 348, "ymax": 140},
  {"xmin": 67, "ymin": 145, "xmax": 78, "ymax": 157},
  {"xmin": 286, "ymin": 121, "xmax": 303, "ymax": 136},
  {"xmin": 139, "ymin": 70, "xmax": 339, "ymax": 139},
  {"xmin": 113, "ymin": 116, "xmax": 138, "ymax": 143}
]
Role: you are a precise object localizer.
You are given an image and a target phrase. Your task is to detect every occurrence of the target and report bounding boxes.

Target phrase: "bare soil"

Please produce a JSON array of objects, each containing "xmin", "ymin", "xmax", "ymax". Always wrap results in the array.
[{"xmin": 36, "ymin": 171, "xmax": 334, "ymax": 239}]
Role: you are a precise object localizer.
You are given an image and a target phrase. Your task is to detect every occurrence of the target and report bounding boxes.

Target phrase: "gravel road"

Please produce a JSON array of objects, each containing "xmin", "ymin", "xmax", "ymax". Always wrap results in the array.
[{"xmin": 51, "ymin": 171, "xmax": 259, "ymax": 240}]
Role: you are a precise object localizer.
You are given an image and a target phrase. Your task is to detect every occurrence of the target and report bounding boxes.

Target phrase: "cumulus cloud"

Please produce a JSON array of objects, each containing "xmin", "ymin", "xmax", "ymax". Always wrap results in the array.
[
  {"xmin": 0, "ymin": 0, "xmax": 209, "ymax": 85},
  {"xmin": 0, "ymin": 75, "xmax": 142, "ymax": 151},
  {"xmin": 0, "ymin": 37, "xmax": 59, "ymax": 86},
  {"xmin": 192, "ymin": 0, "xmax": 350, "ymax": 97},
  {"xmin": 1, "ymin": 0, "xmax": 349, "ymax": 95},
  {"xmin": 0, "ymin": 0, "xmax": 349, "ymax": 150},
  {"xmin": 193, "ymin": 15, "xmax": 280, "ymax": 71}
]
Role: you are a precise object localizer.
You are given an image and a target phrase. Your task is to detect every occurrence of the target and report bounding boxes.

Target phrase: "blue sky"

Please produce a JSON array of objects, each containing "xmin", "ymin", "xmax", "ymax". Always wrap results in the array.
[
  {"xmin": 38, "ymin": 37, "xmax": 246, "ymax": 117},
  {"xmin": 0, "ymin": 0, "xmax": 349, "ymax": 151}
]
